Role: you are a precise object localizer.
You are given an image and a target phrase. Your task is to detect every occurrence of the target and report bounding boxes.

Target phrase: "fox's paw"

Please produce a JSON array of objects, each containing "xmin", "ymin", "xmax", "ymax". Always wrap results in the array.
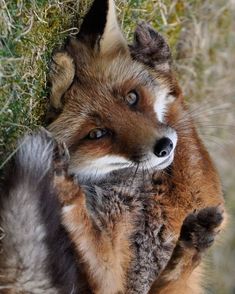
[
  {"xmin": 52, "ymin": 142, "xmax": 82, "ymax": 206},
  {"xmin": 53, "ymin": 141, "xmax": 70, "ymax": 177},
  {"xmin": 180, "ymin": 206, "xmax": 224, "ymax": 251},
  {"xmin": 129, "ymin": 22, "xmax": 171, "ymax": 69}
]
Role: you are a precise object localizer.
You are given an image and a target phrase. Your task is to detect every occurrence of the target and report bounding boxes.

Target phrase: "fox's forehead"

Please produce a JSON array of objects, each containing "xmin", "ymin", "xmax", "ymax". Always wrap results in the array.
[
  {"xmin": 67, "ymin": 55, "xmax": 172, "ymax": 112},
  {"xmin": 76, "ymin": 54, "xmax": 155, "ymax": 85}
]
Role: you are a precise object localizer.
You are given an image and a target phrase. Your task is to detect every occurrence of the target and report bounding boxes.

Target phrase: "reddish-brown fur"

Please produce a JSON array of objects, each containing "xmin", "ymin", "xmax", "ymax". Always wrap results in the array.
[
  {"xmin": 48, "ymin": 0, "xmax": 225, "ymax": 293},
  {"xmin": 54, "ymin": 174, "xmax": 138, "ymax": 294}
]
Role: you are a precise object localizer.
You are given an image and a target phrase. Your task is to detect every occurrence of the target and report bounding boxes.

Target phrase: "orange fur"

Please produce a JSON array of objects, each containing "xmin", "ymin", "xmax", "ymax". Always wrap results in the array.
[
  {"xmin": 48, "ymin": 0, "xmax": 225, "ymax": 292},
  {"xmin": 54, "ymin": 175, "xmax": 138, "ymax": 294}
]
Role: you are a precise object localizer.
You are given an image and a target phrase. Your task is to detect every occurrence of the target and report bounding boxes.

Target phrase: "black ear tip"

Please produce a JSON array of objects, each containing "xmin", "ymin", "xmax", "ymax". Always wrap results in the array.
[{"xmin": 78, "ymin": 0, "xmax": 109, "ymax": 41}]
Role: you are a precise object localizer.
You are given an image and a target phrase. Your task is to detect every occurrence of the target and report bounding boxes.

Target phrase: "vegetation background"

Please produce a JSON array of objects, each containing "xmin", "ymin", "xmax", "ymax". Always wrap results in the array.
[{"xmin": 1, "ymin": 0, "xmax": 234, "ymax": 292}]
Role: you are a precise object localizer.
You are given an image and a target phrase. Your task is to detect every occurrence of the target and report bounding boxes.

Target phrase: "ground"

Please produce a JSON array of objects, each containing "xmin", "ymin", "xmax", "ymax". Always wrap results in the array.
[{"xmin": 0, "ymin": 0, "xmax": 235, "ymax": 292}]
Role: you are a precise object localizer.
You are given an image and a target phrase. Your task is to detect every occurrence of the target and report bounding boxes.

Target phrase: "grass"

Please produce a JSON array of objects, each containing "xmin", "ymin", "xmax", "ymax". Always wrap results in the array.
[{"xmin": 1, "ymin": 0, "xmax": 235, "ymax": 292}]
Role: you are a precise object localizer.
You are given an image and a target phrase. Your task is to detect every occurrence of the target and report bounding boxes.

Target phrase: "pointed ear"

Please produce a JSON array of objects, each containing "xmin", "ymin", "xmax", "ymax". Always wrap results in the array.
[
  {"xmin": 48, "ymin": 51, "xmax": 75, "ymax": 110},
  {"xmin": 129, "ymin": 22, "xmax": 172, "ymax": 72},
  {"xmin": 78, "ymin": 0, "xmax": 128, "ymax": 55}
]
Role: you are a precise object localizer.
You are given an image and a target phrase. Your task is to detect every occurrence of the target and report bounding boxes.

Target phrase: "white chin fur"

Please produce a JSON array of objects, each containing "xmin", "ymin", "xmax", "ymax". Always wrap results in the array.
[
  {"xmin": 143, "ymin": 152, "xmax": 174, "ymax": 171},
  {"xmin": 69, "ymin": 155, "xmax": 132, "ymax": 180}
]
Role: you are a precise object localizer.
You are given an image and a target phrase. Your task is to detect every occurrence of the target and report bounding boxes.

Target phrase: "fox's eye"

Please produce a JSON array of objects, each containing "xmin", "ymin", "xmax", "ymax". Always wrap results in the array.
[
  {"xmin": 126, "ymin": 90, "xmax": 139, "ymax": 106},
  {"xmin": 87, "ymin": 128, "xmax": 108, "ymax": 139}
]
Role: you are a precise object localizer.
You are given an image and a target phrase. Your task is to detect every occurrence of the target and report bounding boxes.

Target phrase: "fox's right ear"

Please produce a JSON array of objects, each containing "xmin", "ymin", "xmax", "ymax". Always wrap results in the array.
[{"xmin": 77, "ymin": 0, "xmax": 128, "ymax": 55}]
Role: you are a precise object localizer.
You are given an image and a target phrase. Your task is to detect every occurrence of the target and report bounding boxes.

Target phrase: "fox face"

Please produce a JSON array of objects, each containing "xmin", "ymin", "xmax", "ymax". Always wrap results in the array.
[{"xmin": 48, "ymin": 0, "xmax": 182, "ymax": 181}]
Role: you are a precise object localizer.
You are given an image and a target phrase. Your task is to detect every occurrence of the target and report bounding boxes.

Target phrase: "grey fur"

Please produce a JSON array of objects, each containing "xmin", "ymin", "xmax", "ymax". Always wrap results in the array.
[
  {"xmin": 0, "ymin": 131, "xmax": 58, "ymax": 293},
  {"xmin": 79, "ymin": 171, "xmax": 176, "ymax": 294},
  {"xmin": 0, "ymin": 130, "xmax": 91, "ymax": 294}
]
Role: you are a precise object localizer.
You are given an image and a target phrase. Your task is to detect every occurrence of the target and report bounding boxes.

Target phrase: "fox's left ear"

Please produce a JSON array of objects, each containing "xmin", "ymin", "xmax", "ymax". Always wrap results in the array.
[
  {"xmin": 129, "ymin": 22, "xmax": 172, "ymax": 72},
  {"xmin": 48, "ymin": 0, "xmax": 127, "ymax": 113},
  {"xmin": 78, "ymin": 0, "xmax": 128, "ymax": 55}
]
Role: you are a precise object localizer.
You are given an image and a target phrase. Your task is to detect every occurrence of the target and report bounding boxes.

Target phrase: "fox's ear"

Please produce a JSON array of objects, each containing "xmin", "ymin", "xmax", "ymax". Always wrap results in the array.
[
  {"xmin": 129, "ymin": 22, "xmax": 172, "ymax": 72},
  {"xmin": 78, "ymin": 0, "xmax": 128, "ymax": 55}
]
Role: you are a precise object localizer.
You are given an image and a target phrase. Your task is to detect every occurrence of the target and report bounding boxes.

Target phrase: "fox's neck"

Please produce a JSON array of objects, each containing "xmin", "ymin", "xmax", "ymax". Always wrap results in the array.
[
  {"xmin": 175, "ymin": 118, "xmax": 221, "ymax": 196},
  {"xmin": 159, "ymin": 113, "xmax": 223, "ymax": 234}
]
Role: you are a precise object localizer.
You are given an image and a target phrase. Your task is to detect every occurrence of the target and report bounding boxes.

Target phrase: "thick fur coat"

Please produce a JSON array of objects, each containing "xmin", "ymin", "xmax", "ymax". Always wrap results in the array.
[
  {"xmin": 47, "ymin": 0, "xmax": 224, "ymax": 293},
  {"xmin": 0, "ymin": 0, "xmax": 225, "ymax": 293},
  {"xmin": 0, "ymin": 131, "xmax": 91, "ymax": 293}
]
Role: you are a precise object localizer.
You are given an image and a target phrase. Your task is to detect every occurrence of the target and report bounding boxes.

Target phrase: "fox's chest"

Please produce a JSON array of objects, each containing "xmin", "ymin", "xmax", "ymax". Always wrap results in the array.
[
  {"xmin": 125, "ymin": 169, "xmax": 210, "ymax": 294},
  {"xmin": 127, "ymin": 192, "xmax": 177, "ymax": 294}
]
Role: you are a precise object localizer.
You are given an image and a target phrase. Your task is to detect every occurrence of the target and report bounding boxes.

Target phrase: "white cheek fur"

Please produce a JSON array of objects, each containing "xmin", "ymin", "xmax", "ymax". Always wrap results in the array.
[{"xmin": 154, "ymin": 87, "xmax": 175, "ymax": 123}]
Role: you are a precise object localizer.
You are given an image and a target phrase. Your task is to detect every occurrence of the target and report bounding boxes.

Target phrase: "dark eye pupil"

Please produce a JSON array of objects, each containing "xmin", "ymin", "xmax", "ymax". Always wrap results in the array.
[
  {"xmin": 126, "ymin": 90, "xmax": 138, "ymax": 106},
  {"xmin": 88, "ymin": 128, "xmax": 107, "ymax": 139}
]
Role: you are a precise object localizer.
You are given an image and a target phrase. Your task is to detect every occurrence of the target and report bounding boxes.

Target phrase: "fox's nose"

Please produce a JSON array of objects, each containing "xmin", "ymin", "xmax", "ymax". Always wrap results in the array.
[{"xmin": 154, "ymin": 137, "xmax": 174, "ymax": 158}]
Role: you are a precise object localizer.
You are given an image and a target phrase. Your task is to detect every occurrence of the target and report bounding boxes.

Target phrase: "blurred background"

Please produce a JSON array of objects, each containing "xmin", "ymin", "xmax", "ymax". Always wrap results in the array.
[{"xmin": 1, "ymin": 0, "xmax": 235, "ymax": 292}]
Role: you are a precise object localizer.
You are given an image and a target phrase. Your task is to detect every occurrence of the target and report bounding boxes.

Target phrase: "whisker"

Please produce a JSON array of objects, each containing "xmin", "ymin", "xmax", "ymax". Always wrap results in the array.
[
  {"xmin": 199, "ymin": 133, "xmax": 233, "ymax": 142},
  {"xmin": 120, "ymin": 162, "xmax": 135, "ymax": 195},
  {"xmin": 196, "ymin": 123, "xmax": 235, "ymax": 128},
  {"xmin": 200, "ymin": 137, "xmax": 232, "ymax": 152},
  {"xmin": 185, "ymin": 101, "xmax": 231, "ymax": 118},
  {"xmin": 145, "ymin": 161, "xmax": 153, "ymax": 178},
  {"xmin": 171, "ymin": 102, "xmax": 234, "ymax": 129}
]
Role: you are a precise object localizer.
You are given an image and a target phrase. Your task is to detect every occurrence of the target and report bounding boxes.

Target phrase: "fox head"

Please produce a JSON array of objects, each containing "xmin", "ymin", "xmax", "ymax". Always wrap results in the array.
[{"xmin": 48, "ymin": 0, "xmax": 185, "ymax": 181}]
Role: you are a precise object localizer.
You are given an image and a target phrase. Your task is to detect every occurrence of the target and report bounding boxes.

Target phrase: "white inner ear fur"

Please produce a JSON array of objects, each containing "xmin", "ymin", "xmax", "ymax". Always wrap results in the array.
[
  {"xmin": 100, "ymin": 0, "xmax": 128, "ymax": 55},
  {"xmin": 154, "ymin": 87, "xmax": 175, "ymax": 123}
]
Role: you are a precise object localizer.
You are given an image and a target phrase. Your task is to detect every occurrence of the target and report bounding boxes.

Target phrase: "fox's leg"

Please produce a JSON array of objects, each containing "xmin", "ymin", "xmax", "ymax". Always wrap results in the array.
[
  {"xmin": 53, "ymin": 144, "xmax": 140, "ymax": 294},
  {"xmin": 148, "ymin": 206, "xmax": 224, "ymax": 294}
]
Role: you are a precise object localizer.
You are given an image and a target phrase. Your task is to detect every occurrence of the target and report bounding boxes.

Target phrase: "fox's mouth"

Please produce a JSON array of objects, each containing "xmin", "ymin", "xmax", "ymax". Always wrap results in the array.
[
  {"xmin": 154, "ymin": 152, "xmax": 174, "ymax": 169},
  {"xmin": 108, "ymin": 151, "xmax": 175, "ymax": 173},
  {"xmin": 69, "ymin": 131, "xmax": 177, "ymax": 180},
  {"xmin": 70, "ymin": 153, "xmax": 174, "ymax": 181},
  {"xmin": 138, "ymin": 151, "xmax": 174, "ymax": 171},
  {"xmin": 111, "ymin": 162, "xmax": 132, "ymax": 167},
  {"xmin": 110, "ymin": 150, "xmax": 174, "ymax": 169}
]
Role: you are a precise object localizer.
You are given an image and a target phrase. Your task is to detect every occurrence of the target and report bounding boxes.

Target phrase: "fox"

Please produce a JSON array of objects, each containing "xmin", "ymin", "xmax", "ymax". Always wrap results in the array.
[
  {"xmin": 46, "ymin": 0, "xmax": 225, "ymax": 293},
  {"xmin": 0, "ymin": 0, "xmax": 225, "ymax": 294},
  {"xmin": 0, "ymin": 129, "xmax": 223, "ymax": 294}
]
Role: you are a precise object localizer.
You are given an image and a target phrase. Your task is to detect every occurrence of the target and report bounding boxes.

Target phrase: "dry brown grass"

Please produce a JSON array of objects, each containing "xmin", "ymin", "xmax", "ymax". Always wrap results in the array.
[{"xmin": 0, "ymin": 0, "xmax": 235, "ymax": 292}]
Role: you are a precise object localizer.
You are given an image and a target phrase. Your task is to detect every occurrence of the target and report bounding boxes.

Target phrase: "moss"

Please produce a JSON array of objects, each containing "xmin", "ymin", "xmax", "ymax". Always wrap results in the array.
[
  {"xmin": 0, "ymin": 0, "xmax": 81, "ymax": 166},
  {"xmin": 118, "ymin": 0, "xmax": 185, "ymax": 51}
]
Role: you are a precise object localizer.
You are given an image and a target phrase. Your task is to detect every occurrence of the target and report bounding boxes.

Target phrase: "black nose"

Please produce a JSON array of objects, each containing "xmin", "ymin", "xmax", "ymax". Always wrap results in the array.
[{"xmin": 154, "ymin": 137, "xmax": 173, "ymax": 158}]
